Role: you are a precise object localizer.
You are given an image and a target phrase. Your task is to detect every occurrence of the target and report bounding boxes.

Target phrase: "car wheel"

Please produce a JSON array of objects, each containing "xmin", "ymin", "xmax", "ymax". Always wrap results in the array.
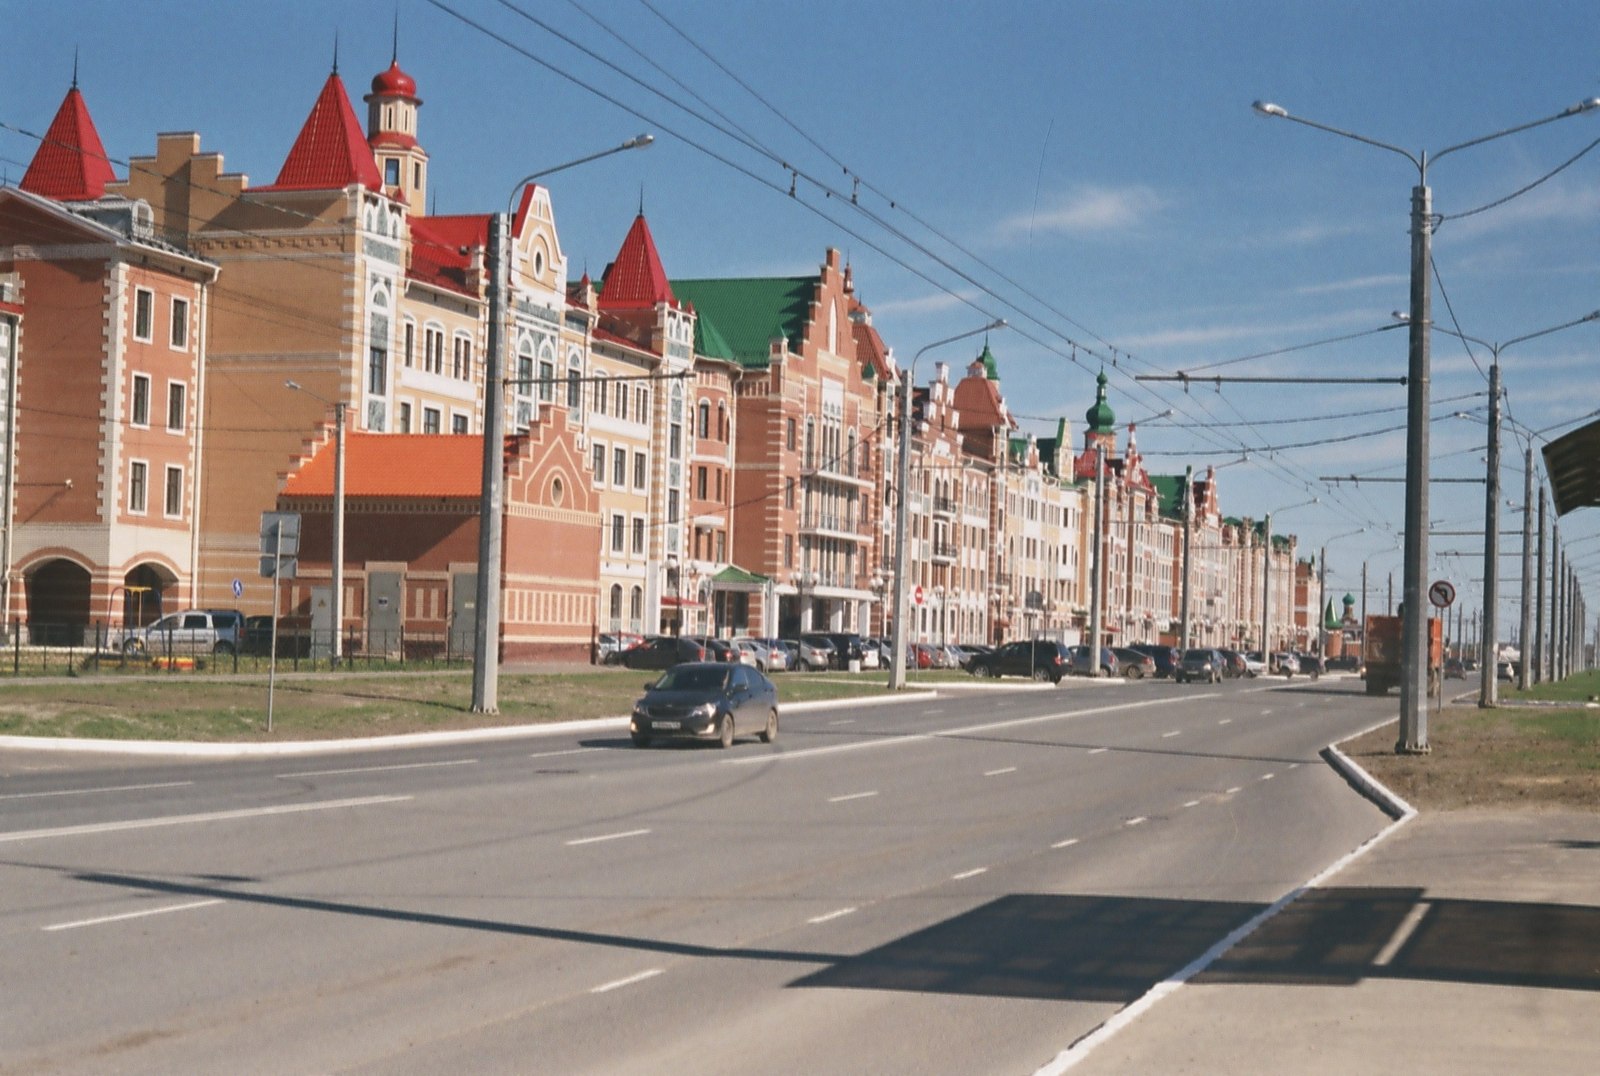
[
  {"xmin": 718, "ymin": 714, "xmax": 735, "ymax": 749},
  {"xmin": 631, "ymin": 732, "xmax": 651, "ymax": 748},
  {"xmin": 1175, "ymin": 674, "xmax": 1185, "ymax": 683},
  {"xmin": 122, "ymin": 638, "xmax": 145, "ymax": 655},
  {"xmin": 1124, "ymin": 666, "xmax": 1141, "ymax": 679},
  {"xmin": 214, "ymin": 641, "xmax": 235, "ymax": 656},
  {"xmin": 1032, "ymin": 667, "xmax": 1051, "ymax": 682},
  {"xmin": 760, "ymin": 709, "xmax": 778, "ymax": 744}
]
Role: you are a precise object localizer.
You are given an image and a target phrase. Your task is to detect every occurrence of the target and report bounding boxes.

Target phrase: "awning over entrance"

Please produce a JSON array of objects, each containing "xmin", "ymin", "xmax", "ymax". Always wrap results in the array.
[
  {"xmin": 661, "ymin": 595, "xmax": 702, "ymax": 609},
  {"xmin": 710, "ymin": 564, "xmax": 770, "ymax": 592},
  {"xmin": 1543, "ymin": 416, "xmax": 1600, "ymax": 517}
]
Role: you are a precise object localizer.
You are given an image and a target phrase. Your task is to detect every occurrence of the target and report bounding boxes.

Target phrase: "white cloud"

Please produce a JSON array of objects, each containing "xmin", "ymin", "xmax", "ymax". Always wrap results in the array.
[
  {"xmin": 994, "ymin": 185, "xmax": 1165, "ymax": 241},
  {"xmin": 1294, "ymin": 273, "xmax": 1409, "ymax": 296},
  {"xmin": 871, "ymin": 290, "xmax": 978, "ymax": 317}
]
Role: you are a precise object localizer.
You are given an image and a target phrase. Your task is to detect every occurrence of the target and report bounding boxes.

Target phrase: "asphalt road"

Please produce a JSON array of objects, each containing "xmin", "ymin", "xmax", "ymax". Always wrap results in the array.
[{"xmin": 0, "ymin": 675, "xmax": 1394, "ymax": 1074}]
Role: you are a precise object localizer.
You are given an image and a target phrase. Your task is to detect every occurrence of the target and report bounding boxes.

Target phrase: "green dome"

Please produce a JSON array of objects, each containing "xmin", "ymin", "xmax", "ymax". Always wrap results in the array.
[
  {"xmin": 1085, "ymin": 370, "xmax": 1116, "ymax": 432},
  {"xmin": 976, "ymin": 341, "xmax": 999, "ymax": 381}
]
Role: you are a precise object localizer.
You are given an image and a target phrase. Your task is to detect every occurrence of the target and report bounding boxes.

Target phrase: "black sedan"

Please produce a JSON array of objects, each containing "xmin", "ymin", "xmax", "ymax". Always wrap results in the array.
[
  {"xmin": 616, "ymin": 635, "xmax": 715, "ymax": 670},
  {"xmin": 629, "ymin": 662, "xmax": 779, "ymax": 748}
]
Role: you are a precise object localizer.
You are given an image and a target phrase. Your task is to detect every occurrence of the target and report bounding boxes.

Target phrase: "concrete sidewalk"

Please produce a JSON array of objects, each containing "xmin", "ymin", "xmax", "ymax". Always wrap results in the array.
[{"xmin": 1059, "ymin": 806, "xmax": 1600, "ymax": 1074}]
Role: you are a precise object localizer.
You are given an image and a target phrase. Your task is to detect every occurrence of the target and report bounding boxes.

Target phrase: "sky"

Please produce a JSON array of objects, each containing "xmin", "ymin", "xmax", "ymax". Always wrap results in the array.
[{"xmin": 6, "ymin": 0, "xmax": 1600, "ymax": 636}]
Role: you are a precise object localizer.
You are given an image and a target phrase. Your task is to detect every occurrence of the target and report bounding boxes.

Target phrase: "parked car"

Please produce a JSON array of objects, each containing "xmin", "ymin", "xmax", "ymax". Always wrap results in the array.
[
  {"xmin": 682, "ymin": 635, "xmax": 738, "ymax": 663},
  {"xmin": 597, "ymin": 632, "xmax": 645, "ymax": 664},
  {"xmin": 242, "ymin": 614, "xmax": 312, "ymax": 657},
  {"xmin": 1243, "ymin": 651, "xmax": 1269, "ymax": 678},
  {"xmin": 617, "ymin": 635, "xmax": 714, "ymax": 670},
  {"xmin": 123, "ymin": 609, "xmax": 242, "ymax": 656},
  {"xmin": 1216, "ymin": 648, "xmax": 1249, "ymax": 679},
  {"xmin": 1442, "ymin": 657, "xmax": 1465, "ymax": 679},
  {"xmin": 732, "ymin": 637, "xmax": 789, "ymax": 672},
  {"xmin": 1126, "ymin": 643, "xmax": 1180, "ymax": 679},
  {"xmin": 967, "ymin": 639, "xmax": 1074, "ymax": 683},
  {"xmin": 784, "ymin": 637, "xmax": 833, "ymax": 671},
  {"xmin": 629, "ymin": 662, "xmax": 779, "ymax": 748},
  {"xmin": 909, "ymin": 641, "xmax": 942, "ymax": 669},
  {"xmin": 1111, "ymin": 647, "xmax": 1156, "ymax": 679},
  {"xmin": 1068, "ymin": 644, "xmax": 1119, "ymax": 677},
  {"xmin": 804, "ymin": 632, "xmax": 866, "ymax": 670},
  {"xmin": 1176, "ymin": 647, "xmax": 1226, "ymax": 684},
  {"xmin": 1272, "ymin": 651, "xmax": 1300, "ymax": 676}
]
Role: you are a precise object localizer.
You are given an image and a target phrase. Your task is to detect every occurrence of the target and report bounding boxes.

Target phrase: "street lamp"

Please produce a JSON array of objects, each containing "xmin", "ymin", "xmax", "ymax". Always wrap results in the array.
[
  {"xmin": 1319, "ymin": 527, "xmax": 1365, "ymax": 664},
  {"xmin": 473, "ymin": 134, "xmax": 654, "ymax": 714},
  {"xmin": 1261, "ymin": 496, "xmax": 1317, "ymax": 663},
  {"xmin": 1253, "ymin": 95, "xmax": 1599, "ymax": 752},
  {"xmin": 285, "ymin": 379, "xmax": 346, "ymax": 664},
  {"xmin": 889, "ymin": 319, "xmax": 1006, "ymax": 690}
]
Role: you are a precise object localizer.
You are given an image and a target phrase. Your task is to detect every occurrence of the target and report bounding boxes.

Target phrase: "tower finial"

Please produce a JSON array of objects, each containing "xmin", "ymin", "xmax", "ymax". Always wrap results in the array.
[
  {"xmin": 72, "ymin": 46, "xmax": 79, "ymax": 89},
  {"xmin": 392, "ymin": 6, "xmax": 399, "ymax": 63},
  {"xmin": 332, "ymin": 30, "xmax": 340, "ymax": 75},
  {"xmin": 638, "ymin": 184, "xmax": 645, "ymax": 217}
]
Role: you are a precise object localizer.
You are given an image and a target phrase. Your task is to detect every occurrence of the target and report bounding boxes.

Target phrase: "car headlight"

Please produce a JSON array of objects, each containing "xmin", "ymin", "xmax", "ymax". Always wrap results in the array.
[
  {"xmin": 632, "ymin": 705, "xmax": 649, "ymax": 720},
  {"xmin": 690, "ymin": 702, "xmax": 716, "ymax": 721}
]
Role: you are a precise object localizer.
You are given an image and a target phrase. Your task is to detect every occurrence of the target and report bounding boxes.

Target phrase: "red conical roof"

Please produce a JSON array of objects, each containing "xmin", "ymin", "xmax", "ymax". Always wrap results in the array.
[
  {"xmin": 598, "ymin": 214, "xmax": 675, "ymax": 310},
  {"xmin": 21, "ymin": 86, "xmax": 116, "ymax": 201},
  {"xmin": 262, "ymin": 72, "xmax": 382, "ymax": 192}
]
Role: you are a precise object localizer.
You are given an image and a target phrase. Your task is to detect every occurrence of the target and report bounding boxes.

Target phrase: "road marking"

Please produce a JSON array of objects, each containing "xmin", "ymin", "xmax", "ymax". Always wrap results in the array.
[
  {"xmin": 952, "ymin": 867, "xmax": 988, "ymax": 880},
  {"xmin": 1051, "ymin": 838, "xmax": 1080, "ymax": 849},
  {"xmin": 984, "ymin": 767, "xmax": 1018, "ymax": 777},
  {"xmin": 277, "ymin": 759, "xmax": 478, "ymax": 779},
  {"xmin": 1125, "ymin": 816, "xmax": 1147, "ymax": 827},
  {"xmin": 722, "ymin": 695, "xmax": 1207, "ymax": 767},
  {"xmin": 925, "ymin": 708, "xmax": 946, "ymax": 715},
  {"xmin": 1260, "ymin": 709, "xmax": 1274, "ymax": 716},
  {"xmin": 1225, "ymin": 786, "xmax": 1242, "ymax": 795},
  {"xmin": 828, "ymin": 719, "xmax": 856, "ymax": 726},
  {"xmin": 808, "ymin": 907, "xmax": 857, "ymax": 924},
  {"xmin": 1183, "ymin": 800, "xmax": 1201, "ymax": 808},
  {"xmin": 1373, "ymin": 902, "xmax": 1432, "ymax": 966},
  {"xmin": 1087, "ymin": 747, "xmax": 1109, "ymax": 755},
  {"xmin": 1161, "ymin": 731, "xmax": 1181, "ymax": 738},
  {"xmin": 1218, "ymin": 718, "xmax": 1233, "ymax": 725},
  {"xmin": 565, "ymin": 828, "xmax": 650, "ymax": 846},
  {"xmin": 0, "ymin": 795, "xmax": 412, "ymax": 845},
  {"xmin": 43, "ymin": 899, "xmax": 224, "ymax": 933},
  {"xmin": 528, "ymin": 747, "xmax": 599, "ymax": 760},
  {"xmin": 1261, "ymin": 773, "xmax": 1276, "ymax": 781},
  {"xmin": 590, "ymin": 968, "xmax": 664, "ymax": 994},
  {"xmin": 0, "ymin": 780, "xmax": 193, "ymax": 801},
  {"xmin": 828, "ymin": 791, "xmax": 878, "ymax": 803},
  {"xmin": 1288, "ymin": 763, "xmax": 1301, "ymax": 770}
]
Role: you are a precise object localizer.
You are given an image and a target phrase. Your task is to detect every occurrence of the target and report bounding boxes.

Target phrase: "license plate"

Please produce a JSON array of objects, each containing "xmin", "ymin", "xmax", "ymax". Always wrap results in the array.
[{"xmin": 652, "ymin": 720, "xmax": 681, "ymax": 730}]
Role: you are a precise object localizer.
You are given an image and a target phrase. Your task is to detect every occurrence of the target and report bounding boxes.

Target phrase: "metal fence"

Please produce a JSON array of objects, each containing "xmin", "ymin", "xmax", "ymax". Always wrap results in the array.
[{"xmin": 1, "ymin": 618, "xmax": 475, "ymax": 678}]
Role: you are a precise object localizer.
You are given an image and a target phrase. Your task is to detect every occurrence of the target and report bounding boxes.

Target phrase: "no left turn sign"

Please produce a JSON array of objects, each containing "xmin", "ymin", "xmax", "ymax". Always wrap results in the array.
[{"xmin": 1428, "ymin": 579, "xmax": 1456, "ymax": 609}]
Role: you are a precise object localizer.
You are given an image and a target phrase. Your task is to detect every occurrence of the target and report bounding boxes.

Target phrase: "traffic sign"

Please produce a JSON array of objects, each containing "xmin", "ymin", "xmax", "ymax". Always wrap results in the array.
[
  {"xmin": 232, "ymin": 578, "xmax": 243, "ymax": 599},
  {"xmin": 913, "ymin": 585, "xmax": 925, "ymax": 606},
  {"xmin": 260, "ymin": 511, "xmax": 301, "ymax": 556},
  {"xmin": 1428, "ymin": 579, "xmax": 1456, "ymax": 609}
]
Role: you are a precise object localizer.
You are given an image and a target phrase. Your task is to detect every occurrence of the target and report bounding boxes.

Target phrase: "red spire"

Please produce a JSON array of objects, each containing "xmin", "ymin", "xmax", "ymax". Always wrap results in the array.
[
  {"xmin": 598, "ymin": 214, "xmax": 675, "ymax": 310},
  {"xmin": 21, "ymin": 85, "xmax": 116, "ymax": 201},
  {"xmin": 263, "ymin": 72, "xmax": 382, "ymax": 192}
]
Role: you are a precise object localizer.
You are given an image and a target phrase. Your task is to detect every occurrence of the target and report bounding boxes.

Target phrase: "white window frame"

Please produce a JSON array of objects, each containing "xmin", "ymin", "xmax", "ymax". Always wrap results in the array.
[
  {"xmin": 169, "ymin": 296, "xmax": 190, "ymax": 350},
  {"xmin": 133, "ymin": 287, "xmax": 154, "ymax": 343},
  {"xmin": 397, "ymin": 400, "xmax": 412, "ymax": 433},
  {"xmin": 422, "ymin": 406, "xmax": 442, "ymax": 434},
  {"xmin": 592, "ymin": 440, "xmax": 607, "ymax": 486},
  {"xmin": 165, "ymin": 380, "xmax": 186, "ymax": 433},
  {"xmin": 130, "ymin": 373, "xmax": 152, "ymax": 428},
  {"xmin": 163, "ymin": 463, "xmax": 184, "ymax": 518},
  {"xmin": 128, "ymin": 458, "xmax": 149, "ymax": 515},
  {"xmin": 451, "ymin": 412, "xmax": 469, "ymax": 435}
]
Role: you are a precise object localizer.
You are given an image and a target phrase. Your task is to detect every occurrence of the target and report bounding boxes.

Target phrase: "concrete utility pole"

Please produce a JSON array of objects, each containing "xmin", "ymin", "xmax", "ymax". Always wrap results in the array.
[
  {"xmin": 1536, "ymin": 490, "xmax": 1548, "ymax": 682},
  {"xmin": 1479, "ymin": 362, "xmax": 1501, "ymax": 707},
  {"xmin": 1180, "ymin": 465, "xmax": 1193, "ymax": 649},
  {"xmin": 1519, "ymin": 446, "xmax": 1534, "ymax": 690},
  {"xmin": 1088, "ymin": 445, "xmax": 1106, "ymax": 667}
]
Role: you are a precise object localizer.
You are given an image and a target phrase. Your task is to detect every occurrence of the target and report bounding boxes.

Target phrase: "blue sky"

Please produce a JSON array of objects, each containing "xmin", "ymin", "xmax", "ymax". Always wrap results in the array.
[{"xmin": 6, "ymin": 0, "xmax": 1600, "ymax": 631}]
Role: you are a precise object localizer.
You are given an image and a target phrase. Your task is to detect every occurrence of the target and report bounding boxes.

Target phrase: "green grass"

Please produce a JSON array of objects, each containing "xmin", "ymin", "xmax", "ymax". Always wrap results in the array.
[
  {"xmin": 0, "ymin": 667, "xmax": 906, "ymax": 742},
  {"xmin": 1503, "ymin": 668, "xmax": 1600, "ymax": 704}
]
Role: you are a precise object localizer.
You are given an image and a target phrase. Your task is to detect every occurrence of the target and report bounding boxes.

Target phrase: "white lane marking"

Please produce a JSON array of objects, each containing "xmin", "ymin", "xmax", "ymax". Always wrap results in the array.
[
  {"xmin": 1087, "ymin": 748, "xmax": 1109, "ymax": 755},
  {"xmin": 808, "ymin": 907, "xmax": 857, "ymax": 925},
  {"xmin": 1125, "ymin": 816, "xmax": 1147, "ymax": 827},
  {"xmin": 952, "ymin": 867, "xmax": 988, "ymax": 880},
  {"xmin": 44, "ymin": 899, "xmax": 224, "ymax": 933},
  {"xmin": 827, "ymin": 791, "xmax": 878, "ymax": 804},
  {"xmin": 1051, "ymin": 838, "xmax": 1080, "ymax": 849},
  {"xmin": 1183, "ymin": 800, "xmax": 1201, "ymax": 808},
  {"xmin": 1261, "ymin": 773, "xmax": 1276, "ymax": 781},
  {"xmin": 277, "ymin": 759, "xmax": 477, "ymax": 779},
  {"xmin": 528, "ymin": 747, "xmax": 600, "ymax": 760},
  {"xmin": 565, "ymin": 828, "xmax": 650, "ymax": 847},
  {"xmin": 925, "ymin": 708, "xmax": 946, "ymax": 715},
  {"xmin": 590, "ymin": 968, "xmax": 664, "ymax": 994},
  {"xmin": 1260, "ymin": 709, "xmax": 1274, "ymax": 716},
  {"xmin": 1224, "ymin": 786, "xmax": 1242, "ymax": 795},
  {"xmin": 1288, "ymin": 763, "xmax": 1301, "ymax": 770},
  {"xmin": 828, "ymin": 719, "xmax": 856, "ymax": 726},
  {"xmin": 1218, "ymin": 718, "xmax": 1233, "ymax": 725},
  {"xmin": 1373, "ymin": 902, "xmax": 1432, "ymax": 966},
  {"xmin": 1161, "ymin": 731, "xmax": 1181, "ymax": 739},
  {"xmin": 984, "ymin": 767, "xmax": 1018, "ymax": 777},
  {"xmin": 0, "ymin": 780, "xmax": 193, "ymax": 801},
  {"xmin": 0, "ymin": 795, "xmax": 411, "ymax": 845},
  {"xmin": 723, "ymin": 695, "xmax": 1209, "ymax": 767}
]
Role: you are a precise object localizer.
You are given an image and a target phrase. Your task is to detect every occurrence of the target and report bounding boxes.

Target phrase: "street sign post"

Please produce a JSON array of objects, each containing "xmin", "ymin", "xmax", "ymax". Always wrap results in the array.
[
  {"xmin": 1428, "ymin": 579, "xmax": 1456, "ymax": 609},
  {"xmin": 259, "ymin": 511, "xmax": 301, "ymax": 733}
]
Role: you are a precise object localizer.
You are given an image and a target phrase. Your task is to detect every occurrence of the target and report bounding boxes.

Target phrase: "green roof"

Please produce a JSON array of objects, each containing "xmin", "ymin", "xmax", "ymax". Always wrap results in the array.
[
  {"xmin": 1149, "ymin": 474, "xmax": 1186, "ymax": 519},
  {"xmin": 712, "ymin": 564, "xmax": 769, "ymax": 586},
  {"xmin": 1085, "ymin": 369, "xmax": 1116, "ymax": 432},
  {"xmin": 672, "ymin": 276, "xmax": 818, "ymax": 370}
]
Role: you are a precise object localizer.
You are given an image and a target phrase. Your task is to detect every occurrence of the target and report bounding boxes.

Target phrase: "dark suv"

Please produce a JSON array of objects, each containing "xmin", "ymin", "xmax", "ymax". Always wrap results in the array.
[
  {"xmin": 1177, "ymin": 648, "xmax": 1226, "ymax": 684},
  {"xmin": 803, "ymin": 632, "xmax": 864, "ymax": 670},
  {"xmin": 967, "ymin": 639, "xmax": 1073, "ymax": 683},
  {"xmin": 1127, "ymin": 643, "xmax": 1180, "ymax": 679}
]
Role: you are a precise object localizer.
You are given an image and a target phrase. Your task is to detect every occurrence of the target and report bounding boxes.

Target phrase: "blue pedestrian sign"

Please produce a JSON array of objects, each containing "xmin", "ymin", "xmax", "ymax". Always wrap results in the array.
[{"xmin": 232, "ymin": 578, "xmax": 244, "ymax": 599}]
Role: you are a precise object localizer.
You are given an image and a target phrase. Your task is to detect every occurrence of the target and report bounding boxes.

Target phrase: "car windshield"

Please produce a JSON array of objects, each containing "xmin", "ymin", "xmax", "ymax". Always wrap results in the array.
[{"xmin": 653, "ymin": 666, "xmax": 729, "ymax": 692}]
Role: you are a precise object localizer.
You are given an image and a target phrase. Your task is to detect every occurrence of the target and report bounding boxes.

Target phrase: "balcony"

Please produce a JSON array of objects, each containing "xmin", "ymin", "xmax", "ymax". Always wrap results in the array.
[
  {"xmin": 802, "ymin": 454, "xmax": 874, "ymax": 491},
  {"xmin": 931, "ymin": 540, "xmax": 959, "ymax": 564},
  {"xmin": 932, "ymin": 495, "xmax": 957, "ymax": 518},
  {"xmin": 798, "ymin": 511, "xmax": 871, "ymax": 544}
]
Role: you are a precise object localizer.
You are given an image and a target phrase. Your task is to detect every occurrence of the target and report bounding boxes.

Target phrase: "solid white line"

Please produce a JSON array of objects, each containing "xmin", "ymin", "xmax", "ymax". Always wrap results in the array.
[
  {"xmin": 528, "ymin": 747, "xmax": 599, "ymax": 760},
  {"xmin": 1087, "ymin": 747, "xmax": 1109, "ymax": 755},
  {"xmin": 565, "ymin": 828, "xmax": 650, "ymax": 846},
  {"xmin": 1161, "ymin": 731, "xmax": 1181, "ymax": 738},
  {"xmin": 1051, "ymin": 838, "xmax": 1080, "ymax": 849},
  {"xmin": 1183, "ymin": 800, "xmax": 1201, "ymax": 808},
  {"xmin": 0, "ymin": 780, "xmax": 193, "ymax": 801},
  {"xmin": 723, "ymin": 695, "xmax": 1208, "ymax": 767},
  {"xmin": 1124, "ymin": 816, "xmax": 1147, "ymax": 827},
  {"xmin": 808, "ymin": 907, "xmax": 856, "ymax": 925},
  {"xmin": 590, "ymin": 968, "xmax": 663, "ymax": 994},
  {"xmin": 1225, "ymin": 786, "xmax": 1242, "ymax": 795},
  {"xmin": 827, "ymin": 791, "xmax": 878, "ymax": 803},
  {"xmin": 277, "ymin": 759, "xmax": 478, "ymax": 779},
  {"xmin": 984, "ymin": 766, "xmax": 1018, "ymax": 777},
  {"xmin": 43, "ymin": 899, "xmax": 223, "ymax": 932},
  {"xmin": 0, "ymin": 794, "xmax": 412, "ymax": 845},
  {"xmin": 1372, "ymin": 901, "xmax": 1431, "ymax": 966},
  {"xmin": 952, "ymin": 867, "xmax": 988, "ymax": 880}
]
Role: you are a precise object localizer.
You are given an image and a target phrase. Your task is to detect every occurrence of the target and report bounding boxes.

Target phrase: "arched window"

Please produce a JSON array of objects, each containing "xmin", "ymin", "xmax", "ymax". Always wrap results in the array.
[
  {"xmin": 567, "ymin": 351, "xmax": 583, "ymax": 411},
  {"xmin": 698, "ymin": 401, "xmax": 711, "ymax": 439},
  {"xmin": 516, "ymin": 338, "xmax": 534, "ymax": 395},
  {"xmin": 537, "ymin": 341, "xmax": 555, "ymax": 403},
  {"xmin": 593, "ymin": 372, "xmax": 609, "ymax": 414},
  {"xmin": 717, "ymin": 402, "xmax": 728, "ymax": 442},
  {"xmin": 630, "ymin": 585, "xmax": 643, "ymax": 628},
  {"xmin": 609, "ymin": 584, "xmax": 623, "ymax": 627}
]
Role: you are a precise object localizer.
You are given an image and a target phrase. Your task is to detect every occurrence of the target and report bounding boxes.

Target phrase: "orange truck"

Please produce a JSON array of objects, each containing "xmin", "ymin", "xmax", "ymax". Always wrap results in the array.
[{"xmin": 1362, "ymin": 614, "xmax": 1442, "ymax": 695}]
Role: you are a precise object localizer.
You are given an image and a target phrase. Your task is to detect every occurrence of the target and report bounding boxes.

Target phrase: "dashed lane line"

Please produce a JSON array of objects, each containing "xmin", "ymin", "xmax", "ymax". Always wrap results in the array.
[
  {"xmin": 827, "ymin": 791, "xmax": 878, "ymax": 804},
  {"xmin": 277, "ymin": 759, "xmax": 477, "ymax": 779},
  {"xmin": 984, "ymin": 767, "xmax": 1018, "ymax": 777},
  {"xmin": 0, "ymin": 794, "xmax": 412, "ymax": 845},
  {"xmin": 952, "ymin": 867, "xmax": 988, "ymax": 880},
  {"xmin": 565, "ymin": 828, "xmax": 651, "ymax": 847},
  {"xmin": 0, "ymin": 780, "xmax": 194, "ymax": 801},
  {"xmin": 44, "ymin": 900, "xmax": 224, "ymax": 933},
  {"xmin": 808, "ymin": 907, "xmax": 856, "ymax": 925},
  {"xmin": 590, "ymin": 968, "xmax": 664, "ymax": 994},
  {"xmin": 1051, "ymin": 838, "xmax": 1080, "ymax": 849}
]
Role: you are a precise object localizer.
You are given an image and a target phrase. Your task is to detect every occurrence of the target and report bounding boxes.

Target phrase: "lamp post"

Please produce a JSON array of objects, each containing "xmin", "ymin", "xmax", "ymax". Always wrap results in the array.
[
  {"xmin": 1261, "ymin": 497, "xmax": 1317, "ymax": 664},
  {"xmin": 1417, "ymin": 310, "xmax": 1600, "ymax": 705},
  {"xmin": 889, "ymin": 319, "xmax": 1005, "ymax": 690},
  {"xmin": 472, "ymin": 134, "xmax": 653, "ymax": 714},
  {"xmin": 1320, "ymin": 527, "xmax": 1365, "ymax": 664},
  {"xmin": 1254, "ymin": 95, "xmax": 1599, "ymax": 751},
  {"xmin": 285, "ymin": 379, "xmax": 346, "ymax": 665}
]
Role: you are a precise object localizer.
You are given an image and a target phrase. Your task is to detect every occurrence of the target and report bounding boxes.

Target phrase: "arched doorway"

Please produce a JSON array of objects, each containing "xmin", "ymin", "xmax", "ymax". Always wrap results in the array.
[
  {"xmin": 121, "ymin": 563, "xmax": 175, "ymax": 628},
  {"xmin": 25, "ymin": 558, "xmax": 91, "ymax": 646}
]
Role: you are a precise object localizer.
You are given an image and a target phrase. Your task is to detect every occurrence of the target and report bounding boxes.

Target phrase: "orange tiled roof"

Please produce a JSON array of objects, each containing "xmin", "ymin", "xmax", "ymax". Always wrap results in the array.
[
  {"xmin": 21, "ymin": 86, "xmax": 116, "ymax": 201},
  {"xmin": 258, "ymin": 72, "xmax": 382, "ymax": 193},
  {"xmin": 282, "ymin": 433, "xmax": 487, "ymax": 499}
]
